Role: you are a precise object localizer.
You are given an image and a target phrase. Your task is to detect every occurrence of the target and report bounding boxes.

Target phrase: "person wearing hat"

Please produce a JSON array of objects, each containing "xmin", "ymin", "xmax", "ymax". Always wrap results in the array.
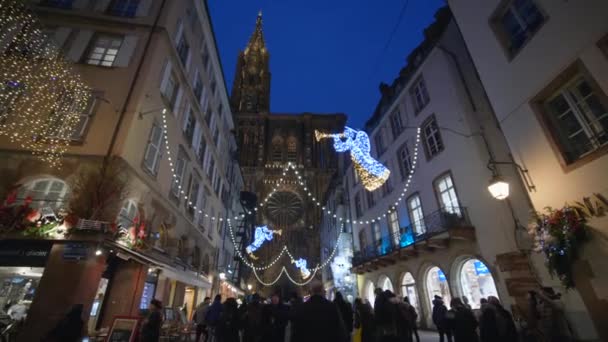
[{"xmin": 432, "ymin": 296, "xmax": 452, "ymax": 342}]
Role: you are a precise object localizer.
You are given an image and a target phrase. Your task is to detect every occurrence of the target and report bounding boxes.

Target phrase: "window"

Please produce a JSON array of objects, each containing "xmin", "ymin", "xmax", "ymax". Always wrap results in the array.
[
  {"xmin": 407, "ymin": 194, "xmax": 426, "ymax": 234},
  {"xmin": 170, "ymin": 148, "xmax": 187, "ymax": 199},
  {"xmin": 459, "ymin": 259, "xmax": 499, "ymax": 310},
  {"xmin": 212, "ymin": 124, "xmax": 219, "ymax": 146},
  {"xmin": 176, "ymin": 33, "xmax": 190, "ymax": 66},
  {"xmin": 193, "ymin": 77, "xmax": 203, "ymax": 100},
  {"xmin": 401, "ymin": 273, "xmax": 421, "ymax": 320},
  {"xmin": 397, "ymin": 142, "xmax": 412, "ymax": 180},
  {"xmin": 422, "ymin": 116, "xmax": 444, "ymax": 158},
  {"xmin": 43, "ymin": 0, "xmax": 73, "ymax": 8},
  {"xmin": 381, "ymin": 176, "xmax": 392, "ymax": 197},
  {"xmin": 352, "ymin": 167, "xmax": 359, "ymax": 185},
  {"xmin": 435, "ymin": 173, "xmax": 461, "ymax": 215},
  {"xmin": 540, "ymin": 74, "xmax": 608, "ymax": 164},
  {"xmin": 182, "ymin": 108, "xmax": 195, "ymax": 146},
  {"xmin": 117, "ymin": 200, "xmax": 138, "ymax": 228},
  {"xmin": 388, "ymin": 211, "xmax": 400, "ymax": 247},
  {"xmin": 107, "ymin": 0, "xmax": 140, "ymax": 17},
  {"xmin": 207, "ymin": 157, "xmax": 214, "ymax": 179},
  {"xmin": 17, "ymin": 178, "xmax": 69, "ymax": 210},
  {"xmin": 287, "ymin": 137, "xmax": 297, "ymax": 162},
  {"xmin": 162, "ymin": 73, "xmax": 179, "ymax": 109},
  {"xmin": 197, "ymin": 135, "xmax": 206, "ymax": 166},
  {"xmin": 354, "ymin": 192, "xmax": 363, "ymax": 218},
  {"xmin": 426, "ymin": 267, "xmax": 451, "ymax": 309},
  {"xmin": 143, "ymin": 123, "xmax": 163, "ymax": 174},
  {"xmin": 493, "ymin": 0, "xmax": 545, "ymax": 56},
  {"xmin": 70, "ymin": 94, "xmax": 97, "ymax": 140},
  {"xmin": 390, "ymin": 110, "xmax": 404, "ymax": 139},
  {"xmin": 85, "ymin": 35, "xmax": 122, "ymax": 67},
  {"xmin": 372, "ymin": 222, "xmax": 381, "ymax": 253},
  {"xmin": 410, "ymin": 77, "xmax": 430, "ymax": 113},
  {"xmin": 366, "ymin": 190, "xmax": 375, "ymax": 208},
  {"xmin": 272, "ymin": 138, "xmax": 283, "ymax": 162},
  {"xmin": 187, "ymin": 177, "xmax": 200, "ymax": 217}
]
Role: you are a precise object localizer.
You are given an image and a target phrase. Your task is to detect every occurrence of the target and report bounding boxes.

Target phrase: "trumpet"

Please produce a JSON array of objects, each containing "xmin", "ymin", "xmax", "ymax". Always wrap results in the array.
[{"xmin": 315, "ymin": 130, "xmax": 345, "ymax": 142}]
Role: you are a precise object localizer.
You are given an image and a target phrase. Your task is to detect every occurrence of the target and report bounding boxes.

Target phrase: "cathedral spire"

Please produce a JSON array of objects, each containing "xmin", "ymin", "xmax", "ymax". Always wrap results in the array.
[
  {"xmin": 230, "ymin": 12, "xmax": 271, "ymax": 113},
  {"xmin": 245, "ymin": 10, "xmax": 266, "ymax": 55}
]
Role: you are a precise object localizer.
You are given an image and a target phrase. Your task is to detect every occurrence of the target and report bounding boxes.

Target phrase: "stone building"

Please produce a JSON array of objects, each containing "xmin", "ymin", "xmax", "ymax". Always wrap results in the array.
[{"xmin": 231, "ymin": 13, "xmax": 346, "ymax": 292}]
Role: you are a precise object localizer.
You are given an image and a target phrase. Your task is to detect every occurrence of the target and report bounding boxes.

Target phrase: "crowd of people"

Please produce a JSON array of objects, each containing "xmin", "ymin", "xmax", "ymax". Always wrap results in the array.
[{"xmin": 136, "ymin": 282, "xmax": 572, "ymax": 342}]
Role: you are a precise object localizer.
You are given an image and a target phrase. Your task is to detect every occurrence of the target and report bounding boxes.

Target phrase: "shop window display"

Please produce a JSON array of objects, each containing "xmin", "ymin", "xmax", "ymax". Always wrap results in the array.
[
  {"xmin": 365, "ymin": 281, "xmax": 375, "ymax": 307},
  {"xmin": 0, "ymin": 267, "xmax": 44, "ymax": 322},
  {"xmin": 401, "ymin": 272, "xmax": 421, "ymax": 320},
  {"xmin": 459, "ymin": 259, "xmax": 499, "ymax": 309},
  {"xmin": 380, "ymin": 276, "xmax": 394, "ymax": 292},
  {"xmin": 425, "ymin": 266, "xmax": 451, "ymax": 308}
]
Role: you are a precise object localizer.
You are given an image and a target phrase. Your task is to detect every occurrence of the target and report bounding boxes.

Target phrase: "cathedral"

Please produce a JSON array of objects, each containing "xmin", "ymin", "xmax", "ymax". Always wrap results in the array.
[{"xmin": 231, "ymin": 13, "xmax": 346, "ymax": 291}]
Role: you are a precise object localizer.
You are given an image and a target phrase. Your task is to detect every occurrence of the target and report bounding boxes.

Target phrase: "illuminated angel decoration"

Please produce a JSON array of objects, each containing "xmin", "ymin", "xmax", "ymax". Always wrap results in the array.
[
  {"xmin": 292, "ymin": 257, "xmax": 311, "ymax": 279},
  {"xmin": 316, "ymin": 126, "xmax": 390, "ymax": 191},
  {"xmin": 245, "ymin": 225, "xmax": 282, "ymax": 260}
]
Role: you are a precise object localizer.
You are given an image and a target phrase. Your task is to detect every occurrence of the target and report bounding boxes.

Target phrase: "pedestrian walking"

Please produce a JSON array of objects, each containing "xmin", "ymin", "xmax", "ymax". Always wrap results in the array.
[
  {"xmin": 205, "ymin": 295, "xmax": 223, "ymax": 341},
  {"xmin": 432, "ymin": 296, "xmax": 452, "ymax": 342},
  {"xmin": 388, "ymin": 292, "xmax": 412, "ymax": 342},
  {"xmin": 216, "ymin": 298, "xmax": 241, "ymax": 342},
  {"xmin": 445, "ymin": 297, "xmax": 478, "ymax": 342},
  {"xmin": 291, "ymin": 280, "xmax": 348, "ymax": 342},
  {"xmin": 140, "ymin": 299, "xmax": 163, "ymax": 342},
  {"xmin": 535, "ymin": 288, "xmax": 573, "ymax": 342},
  {"xmin": 479, "ymin": 296, "xmax": 517, "ymax": 342},
  {"xmin": 43, "ymin": 304, "xmax": 84, "ymax": 342},
  {"xmin": 242, "ymin": 293, "xmax": 264, "ymax": 342},
  {"xmin": 403, "ymin": 297, "xmax": 420, "ymax": 342},
  {"xmin": 334, "ymin": 291, "xmax": 354, "ymax": 334},
  {"xmin": 374, "ymin": 289, "xmax": 398, "ymax": 341},
  {"xmin": 354, "ymin": 298, "xmax": 375, "ymax": 342},
  {"xmin": 193, "ymin": 297, "xmax": 211, "ymax": 342},
  {"xmin": 263, "ymin": 292, "xmax": 289, "ymax": 342}
]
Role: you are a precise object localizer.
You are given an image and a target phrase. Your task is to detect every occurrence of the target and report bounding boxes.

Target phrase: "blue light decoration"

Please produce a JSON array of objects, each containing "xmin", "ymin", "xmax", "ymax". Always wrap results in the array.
[
  {"xmin": 438, "ymin": 269, "xmax": 447, "ymax": 282},
  {"xmin": 245, "ymin": 225, "xmax": 282, "ymax": 260},
  {"xmin": 316, "ymin": 127, "xmax": 390, "ymax": 191},
  {"xmin": 474, "ymin": 261, "xmax": 490, "ymax": 275},
  {"xmin": 292, "ymin": 258, "xmax": 311, "ymax": 279}
]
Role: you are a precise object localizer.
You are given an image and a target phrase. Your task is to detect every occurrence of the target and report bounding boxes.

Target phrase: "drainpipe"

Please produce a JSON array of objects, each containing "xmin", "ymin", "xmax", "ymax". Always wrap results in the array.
[{"xmin": 101, "ymin": 0, "xmax": 168, "ymax": 174}]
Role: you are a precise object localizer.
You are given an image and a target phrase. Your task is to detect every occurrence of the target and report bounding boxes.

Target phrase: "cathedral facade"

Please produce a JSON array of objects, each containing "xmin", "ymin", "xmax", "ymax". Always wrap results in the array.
[{"xmin": 232, "ymin": 13, "xmax": 346, "ymax": 290}]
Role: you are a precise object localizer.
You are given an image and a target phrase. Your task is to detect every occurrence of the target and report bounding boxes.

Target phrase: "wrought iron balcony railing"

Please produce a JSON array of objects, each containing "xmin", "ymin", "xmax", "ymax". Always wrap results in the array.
[{"xmin": 352, "ymin": 206, "xmax": 471, "ymax": 267}]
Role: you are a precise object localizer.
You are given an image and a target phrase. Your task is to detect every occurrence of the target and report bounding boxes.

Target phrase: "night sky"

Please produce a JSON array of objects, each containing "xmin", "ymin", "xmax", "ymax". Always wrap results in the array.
[{"xmin": 208, "ymin": 0, "xmax": 445, "ymax": 129}]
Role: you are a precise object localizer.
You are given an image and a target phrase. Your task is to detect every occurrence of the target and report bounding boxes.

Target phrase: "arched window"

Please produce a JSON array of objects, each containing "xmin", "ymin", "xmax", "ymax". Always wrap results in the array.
[
  {"xmin": 425, "ymin": 266, "xmax": 451, "ymax": 309},
  {"xmin": 287, "ymin": 136, "xmax": 297, "ymax": 162},
  {"xmin": 379, "ymin": 275, "xmax": 394, "ymax": 292},
  {"xmin": 365, "ymin": 281, "xmax": 375, "ymax": 307},
  {"xmin": 401, "ymin": 272, "xmax": 421, "ymax": 319},
  {"xmin": 271, "ymin": 136, "xmax": 284, "ymax": 162},
  {"xmin": 117, "ymin": 199, "xmax": 138, "ymax": 228},
  {"xmin": 458, "ymin": 259, "xmax": 499, "ymax": 309},
  {"xmin": 17, "ymin": 177, "xmax": 69, "ymax": 210}
]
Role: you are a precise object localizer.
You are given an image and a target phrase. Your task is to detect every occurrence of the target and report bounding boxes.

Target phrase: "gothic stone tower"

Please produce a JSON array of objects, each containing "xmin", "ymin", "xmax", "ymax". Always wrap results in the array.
[{"xmin": 232, "ymin": 13, "xmax": 346, "ymax": 293}]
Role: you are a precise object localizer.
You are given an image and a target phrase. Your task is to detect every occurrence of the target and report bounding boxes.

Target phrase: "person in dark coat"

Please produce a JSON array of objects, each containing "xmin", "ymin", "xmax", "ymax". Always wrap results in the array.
[
  {"xmin": 479, "ymin": 296, "xmax": 518, "ymax": 342},
  {"xmin": 432, "ymin": 296, "xmax": 452, "ymax": 342},
  {"xmin": 291, "ymin": 280, "xmax": 348, "ymax": 342},
  {"xmin": 374, "ymin": 289, "xmax": 398, "ymax": 341},
  {"xmin": 334, "ymin": 291, "xmax": 354, "ymax": 334},
  {"xmin": 140, "ymin": 299, "xmax": 163, "ymax": 342},
  {"xmin": 44, "ymin": 304, "xmax": 84, "ymax": 342},
  {"xmin": 216, "ymin": 298, "xmax": 240, "ymax": 342},
  {"xmin": 445, "ymin": 298, "xmax": 478, "ymax": 342},
  {"xmin": 354, "ymin": 298, "xmax": 375, "ymax": 342},
  {"xmin": 263, "ymin": 292, "xmax": 290, "ymax": 342},
  {"xmin": 243, "ymin": 293, "xmax": 265, "ymax": 342},
  {"xmin": 403, "ymin": 297, "xmax": 420, "ymax": 342}
]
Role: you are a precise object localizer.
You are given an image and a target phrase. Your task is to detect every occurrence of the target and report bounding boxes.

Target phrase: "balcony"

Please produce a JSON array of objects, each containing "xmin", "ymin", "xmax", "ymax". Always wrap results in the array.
[{"xmin": 352, "ymin": 206, "xmax": 476, "ymax": 274}]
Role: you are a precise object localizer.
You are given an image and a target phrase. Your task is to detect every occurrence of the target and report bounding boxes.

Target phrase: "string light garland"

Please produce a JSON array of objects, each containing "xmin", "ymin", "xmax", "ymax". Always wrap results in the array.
[
  {"xmin": 316, "ymin": 126, "xmax": 390, "ymax": 191},
  {"xmin": 0, "ymin": 0, "xmax": 91, "ymax": 168}
]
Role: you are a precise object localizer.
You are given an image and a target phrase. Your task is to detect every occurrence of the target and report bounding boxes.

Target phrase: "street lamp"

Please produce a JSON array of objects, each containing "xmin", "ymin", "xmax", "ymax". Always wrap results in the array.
[
  {"xmin": 488, "ymin": 176, "xmax": 510, "ymax": 200},
  {"xmin": 219, "ymin": 272, "xmax": 226, "ymax": 280},
  {"xmin": 247, "ymin": 284, "xmax": 252, "ymax": 291}
]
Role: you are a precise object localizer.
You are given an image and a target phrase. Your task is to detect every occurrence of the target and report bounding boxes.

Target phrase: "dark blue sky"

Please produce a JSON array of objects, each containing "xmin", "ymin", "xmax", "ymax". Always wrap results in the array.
[{"xmin": 208, "ymin": 0, "xmax": 445, "ymax": 129}]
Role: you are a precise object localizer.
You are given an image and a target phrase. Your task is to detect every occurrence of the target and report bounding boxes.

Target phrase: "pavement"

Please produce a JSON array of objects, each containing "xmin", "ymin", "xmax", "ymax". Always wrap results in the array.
[{"xmin": 417, "ymin": 330, "xmax": 440, "ymax": 342}]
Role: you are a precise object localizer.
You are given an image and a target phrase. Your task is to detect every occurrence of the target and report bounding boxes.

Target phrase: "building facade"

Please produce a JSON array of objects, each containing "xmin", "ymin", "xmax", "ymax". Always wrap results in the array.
[
  {"xmin": 232, "ymin": 13, "xmax": 347, "ymax": 293},
  {"xmin": 448, "ymin": 0, "xmax": 608, "ymax": 339},
  {"xmin": 346, "ymin": 8, "xmax": 539, "ymax": 329},
  {"xmin": 0, "ymin": 0, "xmax": 244, "ymax": 339}
]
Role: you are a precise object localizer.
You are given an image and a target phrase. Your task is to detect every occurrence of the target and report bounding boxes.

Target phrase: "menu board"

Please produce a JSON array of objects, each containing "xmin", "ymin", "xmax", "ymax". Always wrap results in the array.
[{"xmin": 107, "ymin": 316, "xmax": 139, "ymax": 342}]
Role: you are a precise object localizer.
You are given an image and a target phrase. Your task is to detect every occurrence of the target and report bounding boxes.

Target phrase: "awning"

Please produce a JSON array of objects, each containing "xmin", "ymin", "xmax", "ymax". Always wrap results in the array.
[{"xmin": 106, "ymin": 241, "xmax": 212, "ymax": 289}]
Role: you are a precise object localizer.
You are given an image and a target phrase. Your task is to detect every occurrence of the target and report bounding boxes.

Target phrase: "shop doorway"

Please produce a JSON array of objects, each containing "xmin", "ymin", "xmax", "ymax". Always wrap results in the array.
[
  {"xmin": 365, "ymin": 280, "xmax": 375, "ymax": 307},
  {"xmin": 425, "ymin": 266, "xmax": 451, "ymax": 308},
  {"xmin": 183, "ymin": 286, "xmax": 196, "ymax": 320},
  {"xmin": 0, "ymin": 267, "xmax": 44, "ymax": 321},
  {"xmin": 458, "ymin": 259, "xmax": 498, "ymax": 309},
  {"xmin": 401, "ymin": 272, "xmax": 421, "ymax": 321}
]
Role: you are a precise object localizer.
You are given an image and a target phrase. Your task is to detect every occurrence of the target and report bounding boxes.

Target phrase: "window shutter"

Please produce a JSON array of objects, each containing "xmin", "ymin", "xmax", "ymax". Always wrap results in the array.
[
  {"xmin": 136, "ymin": 0, "xmax": 153, "ymax": 17},
  {"xmin": 52, "ymin": 27, "xmax": 71, "ymax": 50},
  {"xmin": 174, "ymin": 19, "xmax": 184, "ymax": 44},
  {"xmin": 173, "ymin": 87, "xmax": 184, "ymax": 114},
  {"xmin": 160, "ymin": 59, "xmax": 172, "ymax": 93},
  {"xmin": 94, "ymin": 0, "xmax": 111, "ymax": 12},
  {"xmin": 114, "ymin": 35, "xmax": 138, "ymax": 67},
  {"xmin": 66, "ymin": 29, "xmax": 94, "ymax": 62},
  {"xmin": 73, "ymin": 0, "xmax": 89, "ymax": 9}
]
